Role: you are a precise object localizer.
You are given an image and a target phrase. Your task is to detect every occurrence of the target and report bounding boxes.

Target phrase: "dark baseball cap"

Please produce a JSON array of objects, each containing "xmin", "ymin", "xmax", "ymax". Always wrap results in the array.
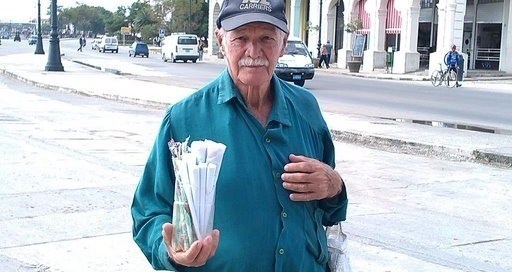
[{"xmin": 216, "ymin": 0, "xmax": 289, "ymax": 34}]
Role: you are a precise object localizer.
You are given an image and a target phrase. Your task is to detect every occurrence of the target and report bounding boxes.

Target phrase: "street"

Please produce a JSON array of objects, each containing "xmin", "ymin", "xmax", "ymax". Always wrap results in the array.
[
  {"xmin": 2, "ymin": 38, "xmax": 512, "ymax": 131},
  {"xmin": 1, "ymin": 66, "xmax": 511, "ymax": 272}
]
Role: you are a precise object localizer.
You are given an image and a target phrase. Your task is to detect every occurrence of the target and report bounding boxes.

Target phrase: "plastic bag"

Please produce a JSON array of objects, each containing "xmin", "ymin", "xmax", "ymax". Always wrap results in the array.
[{"xmin": 327, "ymin": 223, "xmax": 352, "ymax": 272}]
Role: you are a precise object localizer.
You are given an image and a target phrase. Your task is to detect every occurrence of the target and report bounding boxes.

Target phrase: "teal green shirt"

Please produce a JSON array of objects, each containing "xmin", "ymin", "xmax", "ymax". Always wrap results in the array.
[{"xmin": 131, "ymin": 70, "xmax": 348, "ymax": 272}]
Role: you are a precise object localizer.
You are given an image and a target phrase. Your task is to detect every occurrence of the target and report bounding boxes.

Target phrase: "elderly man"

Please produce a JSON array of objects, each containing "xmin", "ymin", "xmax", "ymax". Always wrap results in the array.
[{"xmin": 131, "ymin": 0, "xmax": 348, "ymax": 271}]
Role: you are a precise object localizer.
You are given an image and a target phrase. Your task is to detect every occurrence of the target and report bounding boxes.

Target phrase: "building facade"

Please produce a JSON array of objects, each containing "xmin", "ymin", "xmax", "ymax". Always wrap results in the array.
[{"xmin": 208, "ymin": 0, "xmax": 512, "ymax": 74}]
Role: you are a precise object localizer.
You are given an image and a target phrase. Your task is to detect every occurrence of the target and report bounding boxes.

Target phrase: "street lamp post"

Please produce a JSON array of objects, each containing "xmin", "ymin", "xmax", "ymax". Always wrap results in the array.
[
  {"xmin": 317, "ymin": 0, "xmax": 323, "ymax": 58},
  {"xmin": 34, "ymin": 0, "xmax": 45, "ymax": 54},
  {"xmin": 45, "ymin": 0, "xmax": 64, "ymax": 71},
  {"xmin": 188, "ymin": 0, "xmax": 192, "ymax": 33}
]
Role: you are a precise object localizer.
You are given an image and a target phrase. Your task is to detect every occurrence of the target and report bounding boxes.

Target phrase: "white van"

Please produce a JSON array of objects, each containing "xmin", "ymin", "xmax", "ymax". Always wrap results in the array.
[
  {"xmin": 161, "ymin": 33, "xmax": 199, "ymax": 63},
  {"xmin": 275, "ymin": 37, "xmax": 315, "ymax": 87},
  {"xmin": 98, "ymin": 36, "xmax": 118, "ymax": 53}
]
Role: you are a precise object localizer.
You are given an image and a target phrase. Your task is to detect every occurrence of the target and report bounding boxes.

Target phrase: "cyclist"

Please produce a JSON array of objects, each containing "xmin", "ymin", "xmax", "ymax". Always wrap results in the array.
[{"xmin": 444, "ymin": 44, "xmax": 462, "ymax": 87}]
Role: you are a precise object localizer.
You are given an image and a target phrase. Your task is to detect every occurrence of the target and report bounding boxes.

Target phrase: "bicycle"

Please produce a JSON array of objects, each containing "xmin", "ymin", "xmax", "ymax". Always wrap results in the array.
[{"xmin": 430, "ymin": 63, "xmax": 459, "ymax": 88}]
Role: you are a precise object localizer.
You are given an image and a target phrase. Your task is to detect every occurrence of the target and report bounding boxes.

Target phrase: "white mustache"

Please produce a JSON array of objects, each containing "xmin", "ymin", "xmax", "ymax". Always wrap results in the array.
[{"xmin": 238, "ymin": 57, "xmax": 269, "ymax": 67}]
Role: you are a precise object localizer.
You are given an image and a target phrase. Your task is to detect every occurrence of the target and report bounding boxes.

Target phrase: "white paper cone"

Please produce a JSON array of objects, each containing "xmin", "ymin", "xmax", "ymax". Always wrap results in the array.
[
  {"xmin": 189, "ymin": 163, "xmax": 203, "ymax": 239},
  {"xmin": 191, "ymin": 141, "xmax": 207, "ymax": 164}
]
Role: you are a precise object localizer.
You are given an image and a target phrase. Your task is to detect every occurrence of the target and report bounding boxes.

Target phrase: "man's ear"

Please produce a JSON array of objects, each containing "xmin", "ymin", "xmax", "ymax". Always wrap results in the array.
[
  {"xmin": 279, "ymin": 34, "xmax": 288, "ymax": 57},
  {"xmin": 215, "ymin": 29, "xmax": 226, "ymax": 55}
]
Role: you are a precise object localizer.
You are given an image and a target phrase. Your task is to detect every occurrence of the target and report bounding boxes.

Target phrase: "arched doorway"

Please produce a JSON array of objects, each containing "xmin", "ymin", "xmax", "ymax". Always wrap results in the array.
[
  {"xmin": 327, "ymin": 0, "xmax": 345, "ymax": 64},
  {"xmin": 210, "ymin": 2, "xmax": 222, "ymax": 56}
]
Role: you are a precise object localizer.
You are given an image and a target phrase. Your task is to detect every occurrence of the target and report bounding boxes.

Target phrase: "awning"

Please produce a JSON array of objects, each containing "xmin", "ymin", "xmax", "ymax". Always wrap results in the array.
[
  {"xmin": 358, "ymin": 0, "xmax": 371, "ymax": 34},
  {"xmin": 386, "ymin": 0, "xmax": 402, "ymax": 34}
]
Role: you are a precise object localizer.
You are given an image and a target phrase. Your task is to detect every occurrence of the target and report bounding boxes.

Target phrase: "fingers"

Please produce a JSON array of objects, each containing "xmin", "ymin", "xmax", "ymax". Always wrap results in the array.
[
  {"xmin": 193, "ymin": 236, "xmax": 214, "ymax": 265},
  {"xmin": 284, "ymin": 154, "xmax": 319, "ymax": 173},
  {"xmin": 161, "ymin": 223, "xmax": 220, "ymax": 267},
  {"xmin": 209, "ymin": 229, "xmax": 220, "ymax": 258},
  {"xmin": 162, "ymin": 223, "xmax": 174, "ymax": 248},
  {"xmin": 282, "ymin": 154, "xmax": 342, "ymax": 201},
  {"xmin": 182, "ymin": 230, "xmax": 220, "ymax": 266}
]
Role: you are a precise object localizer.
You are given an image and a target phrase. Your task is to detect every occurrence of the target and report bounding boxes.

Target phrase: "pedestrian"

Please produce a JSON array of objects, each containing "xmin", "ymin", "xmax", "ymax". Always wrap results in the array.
[
  {"xmin": 198, "ymin": 37, "xmax": 206, "ymax": 61},
  {"xmin": 131, "ymin": 0, "xmax": 348, "ymax": 271},
  {"xmin": 318, "ymin": 43, "xmax": 329, "ymax": 68},
  {"xmin": 444, "ymin": 44, "xmax": 462, "ymax": 87},
  {"xmin": 77, "ymin": 34, "xmax": 85, "ymax": 52},
  {"xmin": 325, "ymin": 40, "xmax": 333, "ymax": 67}
]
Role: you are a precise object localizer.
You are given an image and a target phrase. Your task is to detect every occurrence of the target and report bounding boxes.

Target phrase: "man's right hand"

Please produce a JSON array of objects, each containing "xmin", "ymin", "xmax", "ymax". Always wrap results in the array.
[{"xmin": 162, "ymin": 223, "xmax": 220, "ymax": 267}]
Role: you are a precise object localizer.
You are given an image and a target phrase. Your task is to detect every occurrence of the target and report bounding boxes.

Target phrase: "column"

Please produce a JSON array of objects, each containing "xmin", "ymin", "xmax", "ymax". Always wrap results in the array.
[
  {"xmin": 429, "ymin": 0, "xmax": 466, "ymax": 75},
  {"xmin": 500, "ymin": 0, "xmax": 512, "ymax": 72},
  {"xmin": 208, "ymin": 1, "xmax": 222, "ymax": 57},
  {"xmin": 337, "ymin": 12, "xmax": 358, "ymax": 68},
  {"xmin": 289, "ymin": 0, "xmax": 303, "ymax": 38},
  {"xmin": 393, "ymin": 4, "xmax": 421, "ymax": 73},
  {"xmin": 362, "ymin": 7, "xmax": 387, "ymax": 71}
]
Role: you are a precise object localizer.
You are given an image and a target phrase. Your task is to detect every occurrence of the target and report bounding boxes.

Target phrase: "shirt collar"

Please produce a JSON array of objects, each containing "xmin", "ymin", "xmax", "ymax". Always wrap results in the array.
[{"xmin": 217, "ymin": 69, "xmax": 291, "ymax": 127}]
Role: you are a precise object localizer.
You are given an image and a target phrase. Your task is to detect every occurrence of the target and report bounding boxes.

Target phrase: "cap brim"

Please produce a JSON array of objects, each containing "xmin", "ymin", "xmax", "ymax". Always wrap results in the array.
[{"xmin": 220, "ymin": 13, "xmax": 289, "ymax": 34}]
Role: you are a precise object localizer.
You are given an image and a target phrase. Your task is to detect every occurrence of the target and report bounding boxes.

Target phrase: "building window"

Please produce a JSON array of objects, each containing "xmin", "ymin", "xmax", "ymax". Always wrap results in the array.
[
  {"xmin": 467, "ymin": 0, "xmax": 504, "ymax": 4},
  {"xmin": 479, "ymin": 0, "xmax": 504, "ymax": 4},
  {"xmin": 421, "ymin": 0, "xmax": 435, "ymax": 8}
]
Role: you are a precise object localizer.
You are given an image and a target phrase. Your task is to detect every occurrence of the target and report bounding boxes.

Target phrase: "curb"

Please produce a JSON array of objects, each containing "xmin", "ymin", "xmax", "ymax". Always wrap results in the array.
[
  {"xmin": 0, "ymin": 68, "xmax": 167, "ymax": 109},
  {"xmin": 331, "ymin": 130, "xmax": 512, "ymax": 168},
  {"xmin": 3, "ymin": 64, "xmax": 510, "ymax": 168},
  {"xmin": 70, "ymin": 60, "xmax": 125, "ymax": 76}
]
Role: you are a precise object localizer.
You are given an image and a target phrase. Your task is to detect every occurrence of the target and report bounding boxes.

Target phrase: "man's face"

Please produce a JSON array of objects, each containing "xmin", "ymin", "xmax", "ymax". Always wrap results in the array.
[{"xmin": 218, "ymin": 22, "xmax": 287, "ymax": 87}]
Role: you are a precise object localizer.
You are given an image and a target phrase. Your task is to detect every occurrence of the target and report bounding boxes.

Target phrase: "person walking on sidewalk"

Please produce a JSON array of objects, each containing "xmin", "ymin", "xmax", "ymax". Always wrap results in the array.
[
  {"xmin": 198, "ymin": 37, "xmax": 206, "ymax": 61},
  {"xmin": 131, "ymin": 0, "xmax": 348, "ymax": 271},
  {"xmin": 444, "ymin": 44, "xmax": 462, "ymax": 87},
  {"xmin": 325, "ymin": 41, "xmax": 333, "ymax": 67},
  {"xmin": 318, "ymin": 43, "xmax": 329, "ymax": 68},
  {"xmin": 77, "ymin": 34, "xmax": 86, "ymax": 52}
]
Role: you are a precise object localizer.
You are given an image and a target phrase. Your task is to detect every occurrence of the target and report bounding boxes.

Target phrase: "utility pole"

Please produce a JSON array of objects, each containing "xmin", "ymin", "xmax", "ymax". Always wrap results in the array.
[
  {"xmin": 35, "ymin": 0, "xmax": 45, "ymax": 54},
  {"xmin": 317, "ymin": 0, "xmax": 323, "ymax": 58},
  {"xmin": 45, "ymin": 0, "xmax": 64, "ymax": 71},
  {"xmin": 189, "ymin": 0, "xmax": 192, "ymax": 33}
]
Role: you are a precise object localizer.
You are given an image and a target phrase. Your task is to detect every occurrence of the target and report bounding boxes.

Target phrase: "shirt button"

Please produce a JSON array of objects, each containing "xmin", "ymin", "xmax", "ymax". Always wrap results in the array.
[
  {"xmin": 275, "ymin": 172, "xmax": 281, "ymax": 179},
  {"xmin": 281, "ymin": 212, "xmax": 287, "ymax": 218},
  {"xmin": 279, "ymin": 248, "xmax": 285, "ymax": 255},
  {"xmin": 265, "ymin": 137, "xmax": 271, "ymax": 143}
]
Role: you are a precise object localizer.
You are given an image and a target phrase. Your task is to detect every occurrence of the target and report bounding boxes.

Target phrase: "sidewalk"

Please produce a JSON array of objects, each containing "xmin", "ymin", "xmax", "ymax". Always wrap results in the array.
[
  {"xmin": 1, "ymin": 53, "xmax": 512, "ymax": 272},
  {"xmin": 1, "ymin": 52, "xmax": 511, "ymax": 167}
]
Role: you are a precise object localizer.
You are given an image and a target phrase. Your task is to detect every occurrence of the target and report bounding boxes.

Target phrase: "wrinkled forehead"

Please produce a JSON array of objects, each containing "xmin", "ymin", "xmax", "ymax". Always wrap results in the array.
[{"xmin": 229, "ymin": 22, "xmax": 282, "ymax": 34}]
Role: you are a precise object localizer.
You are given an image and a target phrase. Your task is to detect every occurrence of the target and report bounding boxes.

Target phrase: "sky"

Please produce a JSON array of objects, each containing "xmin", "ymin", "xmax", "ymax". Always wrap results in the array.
[{"xmin": 0, "ymin": 0, "xmax": 136, "ymax": 23}]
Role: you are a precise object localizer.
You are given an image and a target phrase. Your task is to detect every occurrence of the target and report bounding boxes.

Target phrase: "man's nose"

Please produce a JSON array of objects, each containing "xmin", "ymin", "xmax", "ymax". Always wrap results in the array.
[{"xmin": 245, "ymin": 40, "xmax": 263, "ymax": 57}]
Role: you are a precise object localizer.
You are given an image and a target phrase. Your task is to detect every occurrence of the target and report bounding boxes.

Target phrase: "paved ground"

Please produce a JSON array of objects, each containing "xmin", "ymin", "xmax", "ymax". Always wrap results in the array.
[{"xmin": 1, "ymin": 52, "xmax": 511, "ymax": 272}]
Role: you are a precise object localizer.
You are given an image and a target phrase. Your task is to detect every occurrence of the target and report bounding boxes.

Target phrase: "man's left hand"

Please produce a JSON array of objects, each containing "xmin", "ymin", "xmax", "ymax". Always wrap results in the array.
[{"xmin": 281, "ymin": 154, "xmax": 343, "ymax": 201}]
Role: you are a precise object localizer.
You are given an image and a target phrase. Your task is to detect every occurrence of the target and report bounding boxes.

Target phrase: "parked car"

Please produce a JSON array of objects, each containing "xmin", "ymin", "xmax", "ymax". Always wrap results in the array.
[
  {"xmin": 98, "ymin": 36, "xmax": 118, "ymax": 53},
  {"xmin": 28, "ymin": 35, "xmax": 38, "ymax": 45},
  {"xmin": 274, "ymin": 36, "xmax": 315, "ymax": 87},
  {"xmin": 91, "ymin": 38, "xmax": 101, "ymax": 50},
  {"xmin": 14, "ymin": 32, "xmax": 21, "ymax": 42},
  {"xmin": 129, "ymin": 42, "xmax": 149, "ymax": 58},
  {"xmin": 161, "ymin": 33, "xmax": 199, "ymax": 63}
]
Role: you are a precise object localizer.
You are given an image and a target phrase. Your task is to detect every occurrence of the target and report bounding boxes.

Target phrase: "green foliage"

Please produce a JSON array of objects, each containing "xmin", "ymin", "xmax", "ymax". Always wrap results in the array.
[
  {"xmin": 55, "ymin": 0, "xmax": 209, "ymax": 40},
  {"xmin": 58, "ymin": 4, "xmax": 116, "ymax": 36},
  {"xmin": 165, "ymin": 0, "xmax": 209, "ymax": 37},
  {"xmin": 105, "ymin": 7, "xmax": 129, "ymax": 35},
  {"xmin": 127, "ymin": 0, "xmax": 159, "ymax": 40},
  {"xmin": 345, "ymin": 19, "xmax": 363, "ymax": 33},
  {"xmin": 304, "ymin": 21, "xmax": 319, "ymax": 33}
]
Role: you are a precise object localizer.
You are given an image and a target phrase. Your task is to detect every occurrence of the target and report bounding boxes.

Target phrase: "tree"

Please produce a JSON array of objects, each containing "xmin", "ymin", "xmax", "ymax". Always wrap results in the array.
[
  {"xmin": 165, "ymin": 0, "xmax": 209, "ymax": 37},
  {"xmin": 127, "ymin": 0, "xmax": 159, "ymax": 41},
  {"xmin": 58, "ymin": 5, "xmax": 113, "ymax": 37},
  {"xmin": 105, "ymin": 6, "xmax": 129, "ymax": 36}
]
